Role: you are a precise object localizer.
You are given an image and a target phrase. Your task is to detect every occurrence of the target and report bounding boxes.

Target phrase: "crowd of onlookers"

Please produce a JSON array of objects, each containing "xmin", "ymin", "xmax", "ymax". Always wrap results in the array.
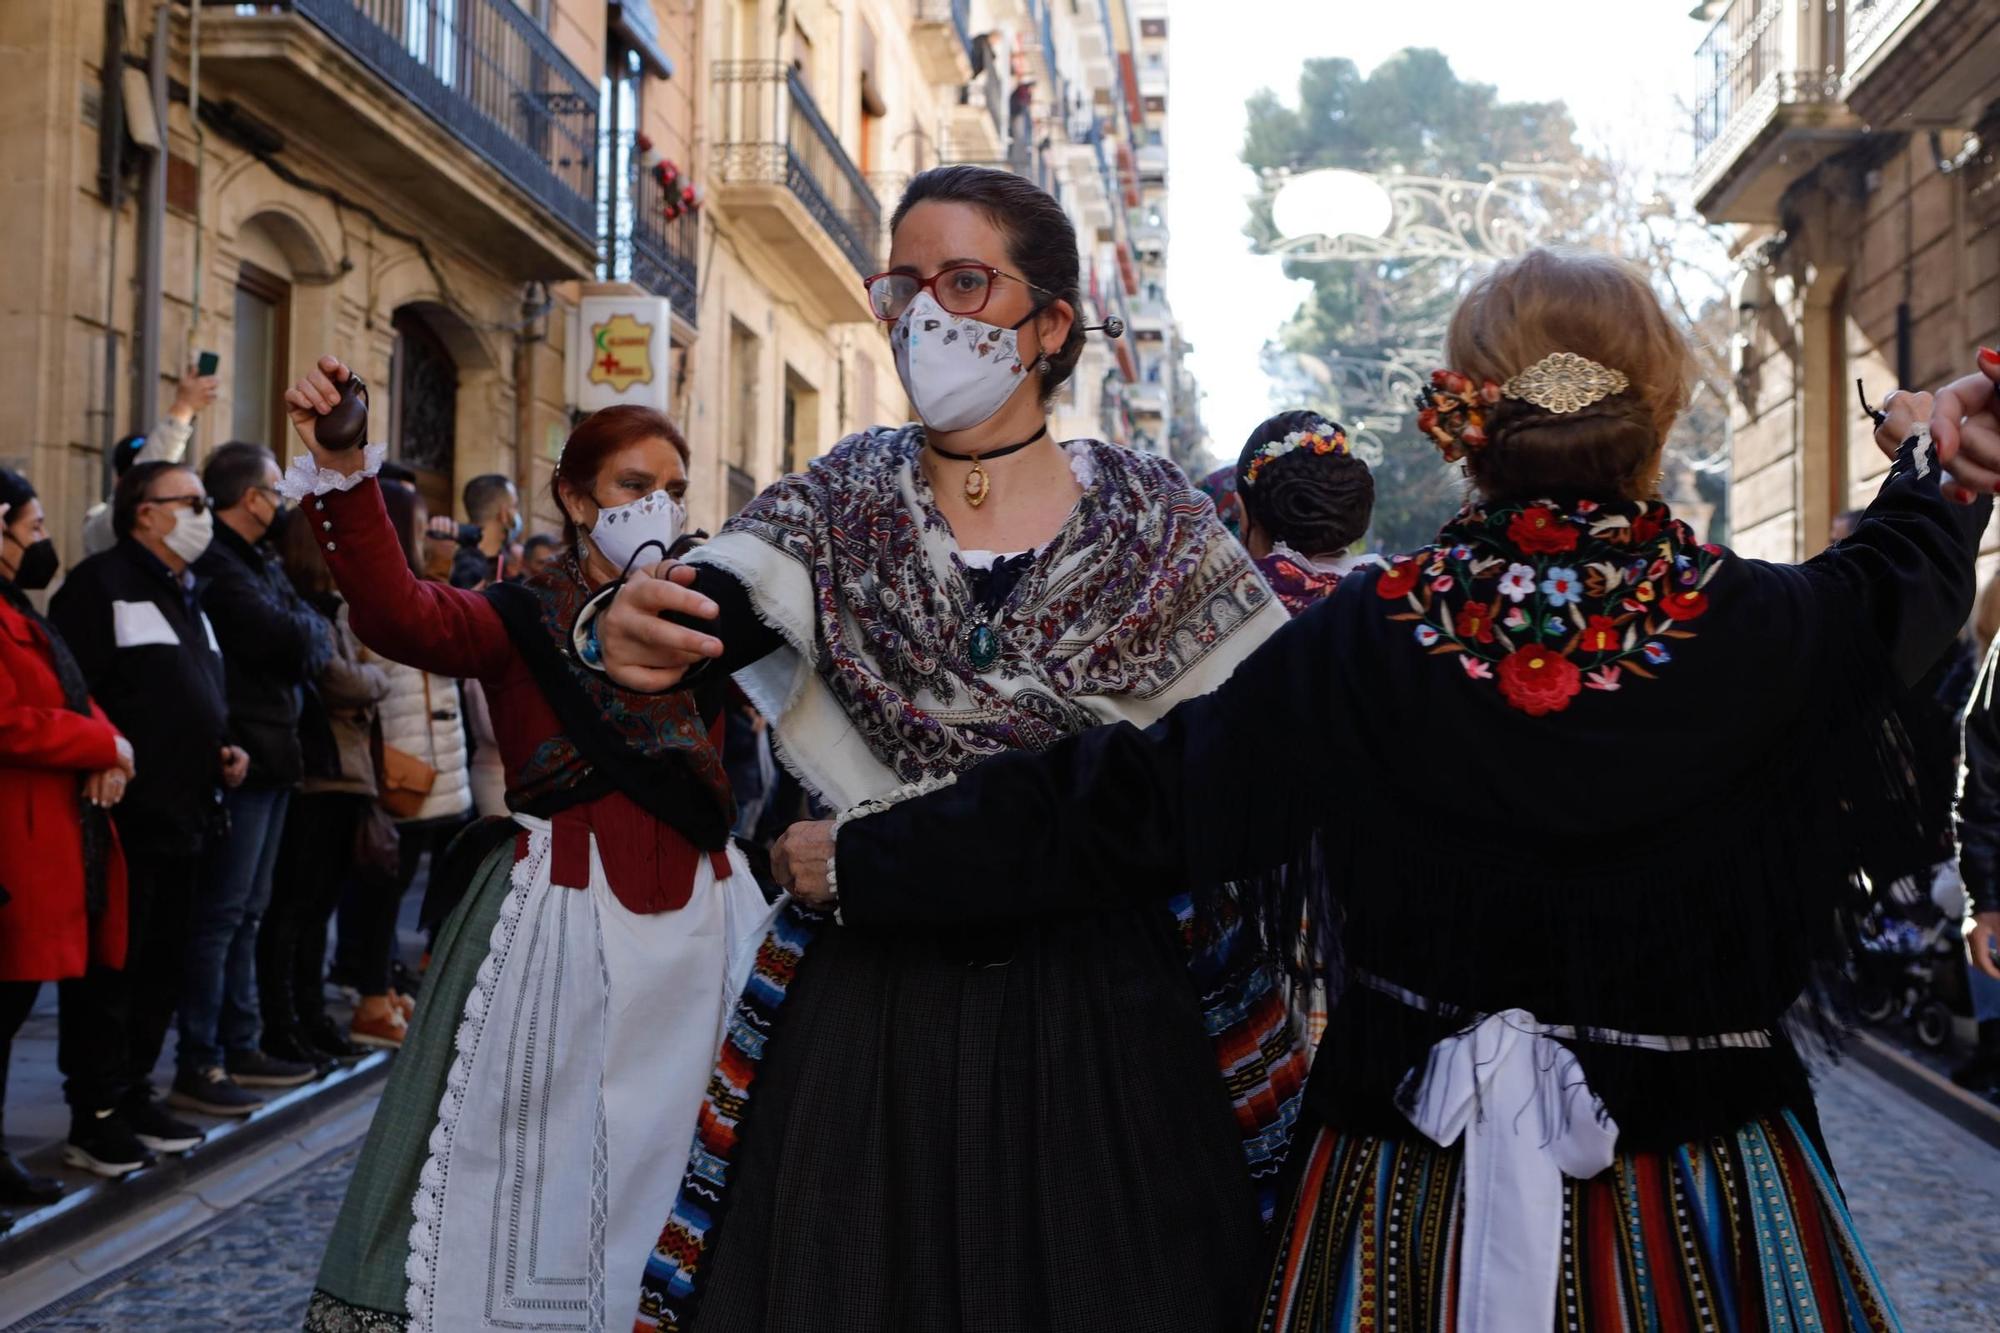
[{"xmin": 0, "ymin": 367, "xmax": 578, "ymax": 1215}]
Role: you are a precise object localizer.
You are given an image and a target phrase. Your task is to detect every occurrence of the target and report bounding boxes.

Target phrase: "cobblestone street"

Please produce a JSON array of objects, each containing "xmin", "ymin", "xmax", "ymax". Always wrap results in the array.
[{"xmin": 6, "ymin": 1057, "xmax": 1996, "ymax": 1331}]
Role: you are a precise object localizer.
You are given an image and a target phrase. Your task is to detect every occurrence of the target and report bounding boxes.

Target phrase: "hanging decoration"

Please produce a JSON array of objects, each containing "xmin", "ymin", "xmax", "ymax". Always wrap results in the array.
[{"xmin": 632, "ymin": 133, "xmax": 704, "ymax": 223}]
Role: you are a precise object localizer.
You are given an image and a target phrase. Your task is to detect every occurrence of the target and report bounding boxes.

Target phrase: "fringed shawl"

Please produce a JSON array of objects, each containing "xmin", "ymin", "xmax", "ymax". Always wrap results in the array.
[{"xmin": 687, "ymin": 425, "xmax": 1287, "ymax": 806}]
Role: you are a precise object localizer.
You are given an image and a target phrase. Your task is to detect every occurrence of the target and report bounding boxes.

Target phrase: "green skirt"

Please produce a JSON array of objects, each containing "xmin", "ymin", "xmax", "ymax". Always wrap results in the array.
[{"xmin": 303, "ymin": 840, "xmax": 514, "ymax": 1333}]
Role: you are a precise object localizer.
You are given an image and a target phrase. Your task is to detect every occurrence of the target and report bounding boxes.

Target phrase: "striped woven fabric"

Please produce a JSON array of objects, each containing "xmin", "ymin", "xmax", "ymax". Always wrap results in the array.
[{"xmin": 1263, "ymin": 1110, "xmax": 1900, "ymax": 1332}]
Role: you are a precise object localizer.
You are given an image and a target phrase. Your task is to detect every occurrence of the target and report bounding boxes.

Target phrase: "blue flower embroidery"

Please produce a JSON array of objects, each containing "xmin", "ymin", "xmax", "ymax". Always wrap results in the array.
[{"xmin": 1540, "ymin": 566, "xmax": 1582, "ymax": 606}]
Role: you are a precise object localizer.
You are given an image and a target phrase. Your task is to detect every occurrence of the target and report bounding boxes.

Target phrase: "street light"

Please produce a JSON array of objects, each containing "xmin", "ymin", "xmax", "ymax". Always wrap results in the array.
[{"xmin": 1270, "ymin": 169, "xmax": 1394, "ymax": 244}]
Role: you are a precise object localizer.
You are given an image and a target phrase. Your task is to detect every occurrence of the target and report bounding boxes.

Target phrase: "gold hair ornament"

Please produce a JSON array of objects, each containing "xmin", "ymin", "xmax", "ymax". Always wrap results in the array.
[{"xmin": 1501, "ymin": 353, "xmax": 1631, "ymax": 415}]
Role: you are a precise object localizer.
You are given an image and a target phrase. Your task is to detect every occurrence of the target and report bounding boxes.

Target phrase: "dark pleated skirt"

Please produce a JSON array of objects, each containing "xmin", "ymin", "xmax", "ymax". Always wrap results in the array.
[{"xmin": 689, "ymin": 906, "xmax": 1267, "ymax": 1333}]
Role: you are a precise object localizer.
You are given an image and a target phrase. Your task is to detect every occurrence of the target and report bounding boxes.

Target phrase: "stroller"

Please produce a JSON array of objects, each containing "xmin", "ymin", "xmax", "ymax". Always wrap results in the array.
[{"xmin": 1850, "ymin": 863, "xmax": 1975, "ymax": 1049}]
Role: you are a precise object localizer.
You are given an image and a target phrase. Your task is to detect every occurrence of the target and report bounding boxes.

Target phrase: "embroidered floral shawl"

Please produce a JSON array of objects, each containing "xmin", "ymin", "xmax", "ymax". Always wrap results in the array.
[{"xmin": 687, "ymin": 425, "xmax": 1287, "ymax": 807}]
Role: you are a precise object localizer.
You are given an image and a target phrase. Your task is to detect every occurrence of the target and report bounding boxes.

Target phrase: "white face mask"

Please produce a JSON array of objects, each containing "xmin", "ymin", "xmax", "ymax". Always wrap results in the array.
[
  {"xmin": 161, "ymin": 504, "xmax": 213, "ymax": 565},
  {"xmin": 586, "ymin": 488, "xmax": 685, "ymax": 573},
  {"xmin": 890, "ymin": 292, "xmax": 1032, "ymax": 432}
]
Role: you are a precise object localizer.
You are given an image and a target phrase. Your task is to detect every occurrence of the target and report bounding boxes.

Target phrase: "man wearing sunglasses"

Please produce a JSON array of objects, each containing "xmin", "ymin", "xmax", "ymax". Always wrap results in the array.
[{"xmin": 46, "ymin": 461, "xmax": 243, "ymax": 1176}]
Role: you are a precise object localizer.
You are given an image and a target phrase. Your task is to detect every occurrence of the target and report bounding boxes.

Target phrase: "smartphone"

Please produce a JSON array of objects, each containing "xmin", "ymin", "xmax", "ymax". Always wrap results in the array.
[{"xmin": 196, "ymin": 350, "xmax": 220, "ymax": 377}]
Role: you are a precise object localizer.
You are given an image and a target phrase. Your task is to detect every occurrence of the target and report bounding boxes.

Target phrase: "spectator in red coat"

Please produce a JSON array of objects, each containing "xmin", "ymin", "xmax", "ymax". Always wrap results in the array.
[{"xmin": 0, "ymin": 471, "xmax": 133, "ymax": 1210}]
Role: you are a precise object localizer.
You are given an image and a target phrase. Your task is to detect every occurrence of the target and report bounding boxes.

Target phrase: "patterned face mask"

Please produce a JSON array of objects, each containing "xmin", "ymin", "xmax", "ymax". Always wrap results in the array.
[
  {"xmin": 586, "ymin": 488, "xmax": 685, "ymax": 574},
  {"xmin": 889, "ymin": 292, "xmax": 1031, "ymax": 432}
]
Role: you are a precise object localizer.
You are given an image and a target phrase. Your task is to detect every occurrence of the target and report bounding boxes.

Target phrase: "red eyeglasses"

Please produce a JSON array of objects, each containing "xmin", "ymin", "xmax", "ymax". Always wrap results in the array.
[{"xmin": 861, "ymin": 263, "xmax": 1052, "ymax": 322}]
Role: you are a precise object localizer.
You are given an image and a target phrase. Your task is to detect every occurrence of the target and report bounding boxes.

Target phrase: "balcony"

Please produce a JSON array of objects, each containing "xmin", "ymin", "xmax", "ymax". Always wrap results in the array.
[
  {"xmin": 945, "ymin": 39, "xmax": 1008, "ymax": 163},
  {"xmin": 601, "ymin": 132, "xmax": 699, "ymax": 322},
  {"xmin": 1130, "ymin": 294, "xmax": 1169, "ymax": 343},
  {"xmin": 1136, "ymin": 143, "xmax": 1168, "ymax": 185},
  {"xmin": 1127, "ymin": 380, "xmax": 1167, "ymax": 418},
  {"xmin": 1690, "ymin": 0, "xmax": 1859, "ymax": 224},
  {"xmin": 195, "ymin": 0, "xmax": 599, "ymax": 275},
  {"xmin": 1843, "ymin": 0, "xmax": 2000, "ymax": 129},
  {"xmin": 710, "ymin": 61, "xmax": 881, "ymax": 323},
  {"xmin": 913, "ymin": 0, "xmax": 976, "ymax": 86}
]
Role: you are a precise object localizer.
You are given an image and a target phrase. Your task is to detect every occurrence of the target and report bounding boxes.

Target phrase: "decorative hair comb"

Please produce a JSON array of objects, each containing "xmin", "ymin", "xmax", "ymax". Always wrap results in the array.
[
  {"xmin": 1243, "ymin": 423, "xmax": 1350, "ymax": 486},
  {"xmin": 1416, "ymin": 353, "xmax": 1630, "ymax": 462}
]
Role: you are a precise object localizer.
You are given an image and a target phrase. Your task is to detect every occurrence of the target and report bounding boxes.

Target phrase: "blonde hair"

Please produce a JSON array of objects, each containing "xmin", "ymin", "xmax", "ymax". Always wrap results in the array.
[{"xmin": 1446, "ymin": 248, "xmax": 1693, "ymax": 503}]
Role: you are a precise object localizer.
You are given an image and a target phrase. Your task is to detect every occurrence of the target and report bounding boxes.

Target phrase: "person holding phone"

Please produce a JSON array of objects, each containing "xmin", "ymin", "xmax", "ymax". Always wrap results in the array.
[{"xmin": 81, "ymin": 362, "xmax": 223, "ymax": 559}]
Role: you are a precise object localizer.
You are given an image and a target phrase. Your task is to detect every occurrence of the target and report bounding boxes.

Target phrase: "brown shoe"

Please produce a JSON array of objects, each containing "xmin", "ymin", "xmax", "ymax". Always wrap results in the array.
[
  {"xmin": 389, "ymin": 989, "xmax": 416, "ymax": 1022},
  {"xmin": 350, "ymin": 1003, "xmax": 408, "ymax": 1050}
]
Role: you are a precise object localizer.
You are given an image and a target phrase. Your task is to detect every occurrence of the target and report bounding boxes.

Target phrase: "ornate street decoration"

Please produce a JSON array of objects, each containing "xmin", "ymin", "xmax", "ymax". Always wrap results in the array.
[{"xmin": 1260, "ymin": 162, "xmax": 1592, "ymax": 264}]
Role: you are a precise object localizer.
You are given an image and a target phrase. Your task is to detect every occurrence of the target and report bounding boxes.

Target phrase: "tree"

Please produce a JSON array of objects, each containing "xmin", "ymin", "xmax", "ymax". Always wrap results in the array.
[{"xmin": 1241, "ymin": 50, "xmax": 1732, "ymax": 554}]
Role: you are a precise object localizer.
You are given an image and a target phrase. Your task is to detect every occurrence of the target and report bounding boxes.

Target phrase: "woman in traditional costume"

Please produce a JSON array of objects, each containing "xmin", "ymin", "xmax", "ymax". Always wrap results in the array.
[
  {"xmin": 792, "ymin": 250, "xmax": 1991, "ymax": 1331},
  {"xmin": 1234, "ymin": 411, "xmax": 1378, "ymax": 616},
  {"xmin": 583, "ymin": 164, "xmax": 1305, "ymax": 1332},
  {"xmin": 289, "ymin": 390, "xmax": 767, "ymax": 1333}
]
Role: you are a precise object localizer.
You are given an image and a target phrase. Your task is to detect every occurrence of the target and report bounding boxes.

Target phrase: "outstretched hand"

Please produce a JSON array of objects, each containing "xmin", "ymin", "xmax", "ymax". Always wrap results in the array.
[
  {"xmin": 597, "ymin": 561, "xmax": 725, "ymax": 693},
  {"xmin": 284, "ymin": 354, "xmax": 365, "ymax": 479},
  {"xmin": 1927, "ymin": 349, "xmax": 2000, "ymax": 502}
]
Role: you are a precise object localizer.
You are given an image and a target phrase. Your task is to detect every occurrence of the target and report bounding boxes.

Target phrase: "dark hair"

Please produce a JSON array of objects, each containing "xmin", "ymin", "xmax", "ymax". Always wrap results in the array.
[
  {"xmin": 114, "ymin": 461, "xmax": 194, "ymax": 540},
  {"xmin": 379, "ymin": 459, "xmax": 418, "ymax": 484},
  {"xmin": 891, "ymin": 165, "xmax": 1085, "ymax": 404},
  {"xmin": 203, "ymin": 441, "xmax": 277, "ymax": 511},
  {"xmin": 1236, "ymin": 411, "xmax": 1375, "ymax": 554},
  {"xmin": 0, "ymin": 467, "xmax": 35, "ymax": 517},
  {"xmin": 112, "ymin": 434, "xmax": 147, "ymax": 478},
  {"xmin": 1447, "ymin": 248, "xmax": 1691, "ymax": 503},
  {"xmin": 523, "ymin": 532, "xmax": 559, "ymax": 558},
  {"xmin": 462, "ymin": 473, "xmax": 517, "ymax": 523},
  {"xmin": 379, "ymin": 478, "xmax": 427, "ymax": 577},
  {"xmin": 550, "ymin": 405, "xmax": 690, "ymax": 547},
  {"xmin": 277, "ymin": 497, "xmax": 333, "ymax": 600}
]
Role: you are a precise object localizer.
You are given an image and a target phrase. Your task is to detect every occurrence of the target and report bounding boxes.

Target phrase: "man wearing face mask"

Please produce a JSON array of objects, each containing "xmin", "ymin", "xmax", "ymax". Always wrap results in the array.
[
  {"xmin": 49, "ymin": 461, "xmax": 242, "ymax": 1176},
  {"xmin": 0, "ymin": 472, "xmax": 135, "ymax": 1209},
  {"xmin": 180, "ymin": 442, "xmax": 331, "ymax": 1110},
  {"xmin": 450, "ymin": 473, "xmax": 521, "ymax": 590}
]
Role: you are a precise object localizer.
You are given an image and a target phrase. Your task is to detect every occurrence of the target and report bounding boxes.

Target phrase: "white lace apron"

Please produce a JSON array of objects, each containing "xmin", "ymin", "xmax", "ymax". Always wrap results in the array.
[{"xmin": 404, "ymin": 814, "xmax": 770, "ymax": 1333}]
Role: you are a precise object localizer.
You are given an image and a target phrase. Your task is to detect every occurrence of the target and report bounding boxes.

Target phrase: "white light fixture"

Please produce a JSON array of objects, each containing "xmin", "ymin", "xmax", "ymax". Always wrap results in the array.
[{"xmin": 1270, "ymin": 169, "xmax": 1395, "ymax": 243}]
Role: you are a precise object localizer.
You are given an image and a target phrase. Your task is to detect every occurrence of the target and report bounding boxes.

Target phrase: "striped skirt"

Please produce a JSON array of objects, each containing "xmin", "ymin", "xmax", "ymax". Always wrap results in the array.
[{"xmin": 1262, "ymin": 1110, "xmax": 1899, "ymax": 1332}]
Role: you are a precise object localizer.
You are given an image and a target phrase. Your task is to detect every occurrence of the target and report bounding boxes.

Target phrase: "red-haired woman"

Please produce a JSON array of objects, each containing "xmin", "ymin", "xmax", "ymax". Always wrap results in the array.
[{"xmin": 285, "ymin": 358, "xmax": 766, "ymax": 1333}]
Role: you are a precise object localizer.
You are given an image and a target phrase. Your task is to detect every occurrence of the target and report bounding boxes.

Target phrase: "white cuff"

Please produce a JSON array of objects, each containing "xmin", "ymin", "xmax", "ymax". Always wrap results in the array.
[{"xmin": 278, "ymin": 442, "xmax": 388, "ymax": 502}]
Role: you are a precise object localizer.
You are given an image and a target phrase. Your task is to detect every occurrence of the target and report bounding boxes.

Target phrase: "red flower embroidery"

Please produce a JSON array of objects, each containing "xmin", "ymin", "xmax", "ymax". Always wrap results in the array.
[
  {"xmin": 1457, "ymin": 600, "xmax": 1497, "ymax": 643},
  {"xmin": 1497, "ymin": 648, "xmax": 1582, "ymax": 716},
  {"xmin": 1659, "ymin": 588, "xmax": 1709, "ymax": 622},
  {"xmin": 1376, "ymin": 559, "xmax": 1422, "ymax": 599},
  {"xmin": 1507, "ymin": 507, "xmax": 1578, "ymax": 554},
  {"xmin": 1631, "ymin": 514, "xmax": 1665, "ymax": 543},
  {"xmin": 1578, "ymin": 615, "xmax": 1621, "ymax": 654}
]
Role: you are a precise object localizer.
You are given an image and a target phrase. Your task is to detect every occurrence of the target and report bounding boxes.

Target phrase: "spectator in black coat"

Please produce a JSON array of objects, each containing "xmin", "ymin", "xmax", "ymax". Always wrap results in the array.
[
  {"xmin": 173, "ymin": 443, "xmax": 330, "ymax": 1115},
  {"xmin": 448, "ymin": 473, "xmax": 519, "ymax": 589},
  {"xmin": 48, "ymin": 461, "xmax": 241, "ymax": 1174}
]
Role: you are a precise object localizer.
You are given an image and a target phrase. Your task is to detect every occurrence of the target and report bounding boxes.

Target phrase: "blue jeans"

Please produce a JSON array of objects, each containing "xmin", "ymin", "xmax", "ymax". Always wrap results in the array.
[{"xmin": 180, "ymin": 786, "xmax": 291, "ymax": 1070}]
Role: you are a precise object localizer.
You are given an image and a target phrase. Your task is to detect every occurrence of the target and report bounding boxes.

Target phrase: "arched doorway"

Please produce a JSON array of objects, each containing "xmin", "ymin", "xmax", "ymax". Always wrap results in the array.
[{"xmin": 390, "ymin": 305, "xmax": 460, "ymax": 520}]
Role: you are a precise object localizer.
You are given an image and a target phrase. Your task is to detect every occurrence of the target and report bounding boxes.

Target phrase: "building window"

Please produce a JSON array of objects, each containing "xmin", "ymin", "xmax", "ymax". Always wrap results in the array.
[
  {"xmin": 783, "ymin": 366, "xmax": 820, "ymax": 474},
  {"xmin": 1140, "ymin": 18, "xmax": 1167, "ymax": 38},
  {"xmin": 729, "ymin": 317, "xmax": 761, "ymax": 483},
  {"xmin": 231, "ymin": 261, "xmax": 290, "ymax": 450},
  {"xmin": 390, "ymin": 307, "xmax": 459, "ymax": 520}
]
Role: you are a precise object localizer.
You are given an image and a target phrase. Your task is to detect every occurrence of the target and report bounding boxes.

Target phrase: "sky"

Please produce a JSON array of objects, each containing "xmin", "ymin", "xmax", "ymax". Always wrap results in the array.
[{"xmin": 1165, "ymin": 0, "xmax": 1717, "ymax": 466}]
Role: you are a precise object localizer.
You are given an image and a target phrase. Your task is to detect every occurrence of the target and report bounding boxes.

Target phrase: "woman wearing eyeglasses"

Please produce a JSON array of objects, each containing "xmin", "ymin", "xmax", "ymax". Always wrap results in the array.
[{"xmin": 574, "ymin": 164, "xmax": 1300, "ymax": 1333}]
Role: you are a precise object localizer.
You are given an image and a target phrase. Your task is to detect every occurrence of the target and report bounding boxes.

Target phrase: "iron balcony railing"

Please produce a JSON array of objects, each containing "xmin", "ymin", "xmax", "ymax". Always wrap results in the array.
[
  {"xmin": 711, "ymin": 61, "xmax": 881, "ymax": 278},
  {"xmin": 214, "ymin": 0, "xmax": 599, "ymax": 241},
  {"xmin": 1845, "ymin": 0, "xmax": 1919, "ymax": 75},
  {"xmin": 1692, "ymin": 0, "xmax": 1844, "ymax": 168},
  {"xmin": 916, "ymin": 0, "xmax": 976, "ymax": 66},
  {"xmin": 599, "ymin": 131, "xmax": 699, "ymax": 321}
]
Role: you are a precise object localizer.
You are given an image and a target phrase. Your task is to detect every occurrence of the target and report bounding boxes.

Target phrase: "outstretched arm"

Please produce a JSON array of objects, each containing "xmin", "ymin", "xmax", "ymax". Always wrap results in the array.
[{"xmin": 826, "ymin": 605, "xmax": 1341, "ymax": 927}]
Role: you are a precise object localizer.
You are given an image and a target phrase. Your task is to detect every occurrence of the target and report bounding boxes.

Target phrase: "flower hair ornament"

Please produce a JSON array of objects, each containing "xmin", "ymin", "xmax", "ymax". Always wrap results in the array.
[
  {"xmin": 1416, "ymin": 352, "xmax": 1633, "ymax": 463},
  {"xmin": 1243, "ymin": 422, "xmax": 1351, "ymax": 487}
]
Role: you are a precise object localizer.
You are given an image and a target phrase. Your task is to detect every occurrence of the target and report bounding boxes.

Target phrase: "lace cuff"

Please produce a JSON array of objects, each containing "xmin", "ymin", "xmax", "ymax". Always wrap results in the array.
[
  {"xmin": 826, "ymin": 773, "xmax": 959, "ymax": 923},
  {"xmin": 277, "ymin": 442, "xmax": 388, "ymax": 502}
]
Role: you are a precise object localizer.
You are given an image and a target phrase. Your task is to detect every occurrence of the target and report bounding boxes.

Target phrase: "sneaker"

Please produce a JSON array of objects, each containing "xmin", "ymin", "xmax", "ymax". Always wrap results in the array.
[
  {"xmin": 300, "ymin": 1013, "xmax": 365, "ymax": 1064},
  {"xmin": 121, "ymin": 1096, "xmax": 206, "ymax": 1154},
  {"xmin": 167, "ymin": 1065, "xmax": 266, "ymax": 1117},
  {"xmin": 63, "ymin": 1109, "xmax": 156, "ymax": 1177},
  {"xmin": 0, "ymin": 1150, "xmax": 65, "ymax": 1206},
  {"xmin": 224, "ymin": 1048, "xmax": 317, "ymax": 1089},
  {"xmin": 349, "ymin": 1005, "xmax": 408, "ymax": 1051},
  {"xmin": 260, "ymin": 1029, "xmax": 335, "ymax": 1079}
]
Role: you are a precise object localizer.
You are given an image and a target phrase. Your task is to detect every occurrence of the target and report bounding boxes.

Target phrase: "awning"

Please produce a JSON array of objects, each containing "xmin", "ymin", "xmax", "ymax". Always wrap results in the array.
[{"xmin": 609, "ymin": 1, "xmax": 675, "ymax": 80}]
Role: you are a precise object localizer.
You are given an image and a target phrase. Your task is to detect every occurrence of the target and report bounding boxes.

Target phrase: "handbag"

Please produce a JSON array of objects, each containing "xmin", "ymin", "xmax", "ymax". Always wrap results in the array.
[
  {"xmin": 354, "ymin": 801, "xmax": 403, "ymax": 878},
  {"xmin": 375, "ymin": 672, "xmax": 440, "ymax": 820}
]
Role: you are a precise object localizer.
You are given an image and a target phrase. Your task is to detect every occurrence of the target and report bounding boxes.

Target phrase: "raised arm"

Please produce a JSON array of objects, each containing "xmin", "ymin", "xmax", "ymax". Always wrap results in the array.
[
  {"xmin": 830, "ymin": 603, "xmax": 1342, "ymax": 927},
  {"xmin": 570, "ymin": 561, "xmax": 778, "ymax": 691},
  {"xmin": 283, "ymin": 356, "xmax": 511, "ymax": 682}
]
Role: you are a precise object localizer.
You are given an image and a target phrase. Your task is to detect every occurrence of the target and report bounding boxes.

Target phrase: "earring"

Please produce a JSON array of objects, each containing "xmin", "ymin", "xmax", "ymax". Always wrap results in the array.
[{"xmin": 1034, "ymin": 354, "xmax": 1051, "ymax": 374}]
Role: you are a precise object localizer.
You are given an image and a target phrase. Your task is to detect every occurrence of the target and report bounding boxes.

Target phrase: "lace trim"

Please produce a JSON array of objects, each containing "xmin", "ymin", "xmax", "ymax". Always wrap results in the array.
[
  {"xmin": 1064, "ymin": 438, "xmax": 1097, "ymax": 490},
  {"xmin": 279, "ymin": 441, "xmax": 388, "ymax": 501},
  {"xmin": 403, "ymin": 827, "xmax": 545, "ymax": 1333},
  {"xmin": 826, "ymin": 774, "xmax": 958, "ymax": 922}
]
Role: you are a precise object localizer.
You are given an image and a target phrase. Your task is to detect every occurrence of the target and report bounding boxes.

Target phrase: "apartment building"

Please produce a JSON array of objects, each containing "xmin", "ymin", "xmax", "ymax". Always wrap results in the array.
[{"xmin": 1689, "ymin": 0, "xmax": 2000, "ymax": 561}]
